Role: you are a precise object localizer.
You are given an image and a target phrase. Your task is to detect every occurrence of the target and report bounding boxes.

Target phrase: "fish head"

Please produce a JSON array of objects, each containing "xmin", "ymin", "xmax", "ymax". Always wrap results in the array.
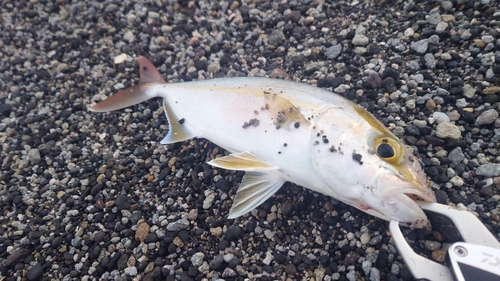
[
  {"xmin": 310, "ymin": 106, "xmax": 436, "ymax": 228},
  {"xmin": 361, "ymin": 132, "xmax": 436, "ymax": 228}
]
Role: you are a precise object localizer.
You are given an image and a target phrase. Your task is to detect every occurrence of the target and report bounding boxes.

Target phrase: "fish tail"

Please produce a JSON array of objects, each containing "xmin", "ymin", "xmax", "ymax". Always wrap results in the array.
[
  {"xmin": 89, "ymin": 56, "xmax": 196, "ymax": 144},
  {"xmin": 88, "ymin": 56, "xmax": 164, "ymax": 112}
]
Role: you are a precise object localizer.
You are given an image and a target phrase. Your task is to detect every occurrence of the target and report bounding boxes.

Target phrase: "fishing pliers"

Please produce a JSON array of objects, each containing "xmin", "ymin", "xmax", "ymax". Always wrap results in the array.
[{"xmin": 390, "ymin": 202, "xmax": 500, "ymax": 281}]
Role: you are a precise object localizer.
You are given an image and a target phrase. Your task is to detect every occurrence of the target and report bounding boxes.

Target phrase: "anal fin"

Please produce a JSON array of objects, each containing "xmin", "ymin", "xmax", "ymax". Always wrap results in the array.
[
  {"xmin": 160, "ymin": 99, "xmax": 195, "ymax": 144},
  {"xmin": 208, "ymin": 152, "xmax": 285, "ymax": 218}
]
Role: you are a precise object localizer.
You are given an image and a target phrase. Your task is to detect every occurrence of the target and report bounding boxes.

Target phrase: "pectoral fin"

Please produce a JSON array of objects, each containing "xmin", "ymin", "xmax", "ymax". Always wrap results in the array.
[
  {"xmin": 208, "ymin": 151, "xmax": 276, "ymax": 171},
  {"xmin": 208, "ymin": 152, "xmax": 285, "ymax": 218},
  {"xmin": 228, "ymin": 171, "xmax": 284, "ymax": 218}
]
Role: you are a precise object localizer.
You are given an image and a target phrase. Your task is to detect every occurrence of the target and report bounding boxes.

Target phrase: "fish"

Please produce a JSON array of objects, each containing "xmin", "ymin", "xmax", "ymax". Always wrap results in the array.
[{"xmin": 89, "ymin": 56, "xmax": 436, "ymax": 228}]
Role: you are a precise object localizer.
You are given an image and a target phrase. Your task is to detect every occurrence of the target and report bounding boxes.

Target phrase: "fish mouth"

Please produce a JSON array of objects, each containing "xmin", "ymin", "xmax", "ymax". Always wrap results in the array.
[{"xmin": 366, "ymin": 171, "xmax": 436, "ymax": 228}]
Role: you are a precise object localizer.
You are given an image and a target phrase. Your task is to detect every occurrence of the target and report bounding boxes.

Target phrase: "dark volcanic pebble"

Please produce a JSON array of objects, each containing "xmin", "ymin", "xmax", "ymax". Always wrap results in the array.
[
  {"xmin": 27, "ymin": 263, "xmax": 43, "ymax": 281},
  {"xmin": 381, "ymin": 77, "xmax": 397, "ymax": 92},
  {"xmin": 225, "ymin": 225, "xmax": 242, "ymax": 242},
  {"xmin": 0, "ymin": 103, "xmax": 13, "ymax": 116},
  {"xmin": 280, "ymin": 200, "xmax": 295, "ymax": 215}
]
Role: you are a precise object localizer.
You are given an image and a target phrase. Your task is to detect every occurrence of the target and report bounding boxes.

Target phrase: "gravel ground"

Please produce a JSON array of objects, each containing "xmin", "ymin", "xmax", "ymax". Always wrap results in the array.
[{"xmin": 1, "ymin": 0, "xmax": 500, "ymax": 280}]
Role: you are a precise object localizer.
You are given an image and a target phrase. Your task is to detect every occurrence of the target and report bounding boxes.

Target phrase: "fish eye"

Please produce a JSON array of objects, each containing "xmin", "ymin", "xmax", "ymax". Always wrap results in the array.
[
  {"xmin": 373, "ymin": 135, "xmax": 404, "ymax": 164},
  {"xmin": 377, "ymin": 143, "xmax": 395, "ymax": 158}
]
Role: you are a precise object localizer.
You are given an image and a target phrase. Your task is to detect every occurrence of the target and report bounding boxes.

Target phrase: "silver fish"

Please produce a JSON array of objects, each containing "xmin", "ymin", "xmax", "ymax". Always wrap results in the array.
[{"xmin": 89, "ymin": 56, "xmax": 436, "ymax": 228}]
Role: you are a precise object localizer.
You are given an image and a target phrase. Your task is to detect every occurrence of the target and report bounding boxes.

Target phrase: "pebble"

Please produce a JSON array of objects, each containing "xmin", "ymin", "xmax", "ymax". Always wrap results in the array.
[
  {"xmin": 135, "ymin": 222, "xmax": 150, "ymax": 242},
  {"xmin": 225, "ymin": 225, "xmax": 242, "ymax": 241},
  {"xmin": 390, "ymin": 263, "xmax": 400, "ymax": 275},
  {"xmin": 263, "ymin": 251, "xmax": 274, "ymax": 265},
  {"xmin": 404, "ymin": 28, "xmax": 414, "ymax": 37},
  {"xmin": 432, "ymin": 112, "xmax": 450, "ymax": 123},
  {"xmin": 344, "ymin": 251, "xmax": 360, "ymax": 265},
  {"xmin": 435, "ymin": 122, "xmax": 461, "ymax": 140},
  {"xmin": 116, "ymin": 195, "xmax": 131, "ymax": 211},
  {"xmin": 280, "ymin": 200, "xmax": 295, "ymax": 215},
  {"xmin": 264, "ymin": 229, "xmax": 275, "ymax": 239},
  {"xmin": 382, "ymin": 68, "xmax": 399, "ymax": 80},
  {"xmin": 203, "ymin": 193, "xmax": 216, "ymax": 209},
  {"xmin": 386, "ymin": 103, "xmax": 400, "ymax": 113},
  {"xmin": 27, "ymin": 263, "xmax": 43, "ymax": 281},
  {"xmin": 435, "ymin": 22, "xmax": 448, "ymax": 33},
  {"xmin": 222, "ymin": 267, "xmax": 236, "ymax": 277},
  {"xmin": 314, "ymin": 268, "xmax": 325, "ymax": 280},
  {"xmin": 461, "ymin": 29, "xmax": 472, "ymax": 40},
  {"xmin": 346, "ymin": 270, "xmax": 356, "ymax": 281},
  {"xmin": 369, "ymin": 235, "xmax": 382, "ymax": 245},
  {"xmin": 426, "ymin": 99, "xmax": 436, "ymax": 111},
  {"xmin": 424, "ymin": 240, "xmax": 441, "ymax": 251},
  {"xmin": 326, "ymin": 44, "xmax": 342, "ymax": 59},
  {"xmin": 450, "ymin": 176, "xmax": 464, "ymax": 187},
  {"xmin": 494, "ymin": 178, "xmax": 500, "ymax": 189},
  {"xmin": 405, "ymin": 99, "xmax": 416, "ymax": 109},
  {"xmin": 360, "ymin": 233, "xmax": 371, "ymax": 245},
  {"xmin": 424, "ymin": 53, "xmax": 436, "ymax": 68},
  {"xmin": 448, "ymin": 111, "xmax": 460, "ymax": 121},
  {"xmin": 285, "ymin": 264, "xmax": 297, "ymax": 275},
  {"xmin": 476, "ymin": 164, "xmax": 500, "ymax": 177},
  {"xmin": 411, "ymin": 39, "xmax": 429, "ymax": 53},
  {"xmin": 381, "ymin": 77, "xmax": 396, "ymax": 93},
  {"xmin": 362, "ymin": 260, "xmax": 372, "ymax": 275},
  {"xmin": 123, "ymin": 30, "xmax": 135, "ymax": 42},
  {"xmin": 475, "ymin": 109, "xmax": 498, "ymax": 126},
  {"xmin": 456, "ymin": 98, "xmax": 467, "ymax": 108},
  {"xmin": 28, "ymin": 148, "xmax": 41, "ymax": 164},
  {"xmin": 207, "ymin": 61, "xmax": 221, "ymax": 74},
  {"xmin": 268, "ymin": 30, "xmax": 285, "ymax": 46},
  {"xmin": 370, "ymin": 267, "xmax": 380, "ymax": 281},
  {"xmin": 448, "ymin": 147, "xmax": 465, "ymax": 164},
  {"xmin": 210, "ymin": 227, "xmax": 222, "ymax": 237},
  {"xmin": 441, "ymin": 14, "xmax": 455, "ymax": 22},
  {"xmin": 172, "ymin": 236, "xmax": 184, "ymax": 247},
  {"xmin": 441, "ymin": 1, "xmax": 453, "ymax": 10},
  {"xmin": 440, "ymin": 53, "xmax": 452, "ymax": 60},
  {"xmin": 191, "ymin": 252, "xmax": 205, "ymax": 267},
  {"xmin": 483, "ymin": 86, "xmax": 500, "ymax": 95},
  {"xmin": 352, "ymin": 34, "xmax": 369, "ymax": 46},
  {"xmin": 166, "ymin": 219, "xmax": 189, "ymax": 232},
  {"xmin": 428, "ymin": 12, "xmax": 441, "ymax": 25},
  {"xmin": 432, "ymin": 250, "xmax": 446, "ymax": 263},
  {"xmin": 429, "ymin": 35, "xmax": 440, "ymax": 45},
  {"xmin": 124, "ymin": 266, "xmax": 138, "ymax": 276}
]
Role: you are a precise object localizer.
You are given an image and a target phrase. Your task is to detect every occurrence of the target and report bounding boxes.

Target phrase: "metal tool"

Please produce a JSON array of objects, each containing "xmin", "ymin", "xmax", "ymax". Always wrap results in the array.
[{"xmin": 390, "ymin": 202, "xmax": 500, "ymax": 281}]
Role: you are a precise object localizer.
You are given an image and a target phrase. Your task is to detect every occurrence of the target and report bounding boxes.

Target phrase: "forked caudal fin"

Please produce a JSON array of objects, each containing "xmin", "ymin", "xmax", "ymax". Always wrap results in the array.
[
  {"xmin": 89, "ymin": 56, "xmax": 195, "ymax": 144},
  {"xmin": 88, "ymin": 56, "xmax": 165, "ymax": 112}
]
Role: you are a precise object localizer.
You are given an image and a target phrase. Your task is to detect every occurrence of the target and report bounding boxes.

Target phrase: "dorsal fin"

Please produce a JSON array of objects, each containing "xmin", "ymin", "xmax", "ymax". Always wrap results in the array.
[{"xmin": 138, "ymin": 56, "xmax": 165, "ymax": 84}]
